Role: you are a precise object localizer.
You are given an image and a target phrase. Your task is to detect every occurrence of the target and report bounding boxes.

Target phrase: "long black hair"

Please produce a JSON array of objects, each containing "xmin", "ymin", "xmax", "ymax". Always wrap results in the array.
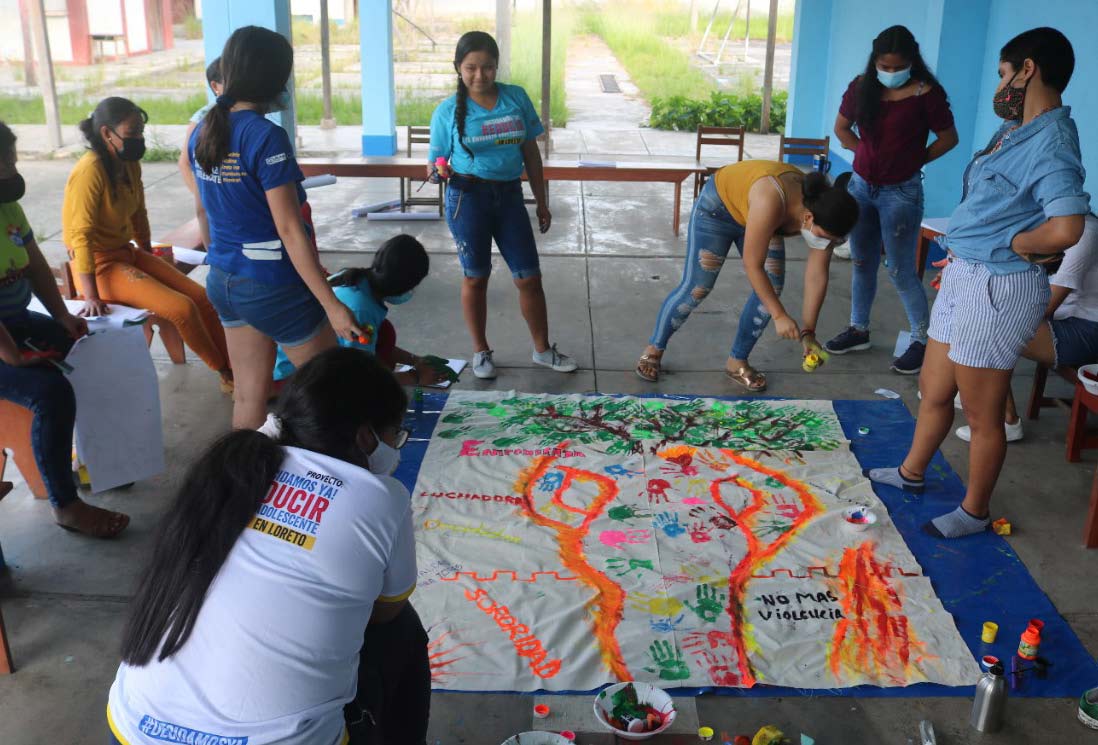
[
  {"xmin": 77, "ymin": 97, "xmax": 147, "ymax": 194},
  {"xmin": 802, "ymin": 171, "xmax": 858, "ymax": 237},
  {"xmin": 855, "ymin": 25, "xmax": 942, "ymax": 128},
  {"xmin": 330, "ymin": 234, "xmax": 429, "ymax": 299},
  {"xmin": 0, "ymin": 121, "xmax": 15, "ymax": 161},
  {"xmin": 195, "ymin": 26, "xmax": 293, "ymax": 174},
  {"xmin": 452, "ymin": 31, "xmax": 499, "ymax": 160},
  {"xmin": 120, "ymin": 348, "xmax": 407, "ymax": 666}
]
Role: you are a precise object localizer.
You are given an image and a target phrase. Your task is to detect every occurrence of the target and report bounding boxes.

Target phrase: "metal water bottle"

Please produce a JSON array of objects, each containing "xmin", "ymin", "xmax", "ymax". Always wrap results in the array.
[{"xmin": 970, "ymin": 663, "xmax": 1007, "ymax": 733}]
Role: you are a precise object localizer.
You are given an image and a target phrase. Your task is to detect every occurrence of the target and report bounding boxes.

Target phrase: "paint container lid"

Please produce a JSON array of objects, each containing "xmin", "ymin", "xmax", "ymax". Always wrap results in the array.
[
  {"xmin": 981, "ymin": 655, "xmax": 1000, "ymax": 670},
  {"xmin": 699, "ymin": 726, "xmax": 715, "ymax": 741},
  {"xmin": 533, "ymin": 704, "xmax": 550, "ymax": 718},
  {"xmin": 559, "ymin": 731, "xmax": 575, "ymax": 742}
]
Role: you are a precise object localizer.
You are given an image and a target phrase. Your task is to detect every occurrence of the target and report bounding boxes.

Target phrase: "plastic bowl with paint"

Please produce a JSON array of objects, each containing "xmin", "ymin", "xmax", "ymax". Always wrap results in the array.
[
  {"xmin": 1079, "ymin": 364, "xmax": 1098, "ymax": 396},
  {"xmin": 500, "ymin": 732, "xmax": 571, "ymax": 745},
  {"xmin": 842, "ymin": 506, "xmax": 878, "ymax": 532},
  {"xmin": 532, "ymin": 704, "xmax": 550, "ymax": 719},
  {"xmin": 594, "ymin": 681, "xmax": 677, "ymax": 740}
]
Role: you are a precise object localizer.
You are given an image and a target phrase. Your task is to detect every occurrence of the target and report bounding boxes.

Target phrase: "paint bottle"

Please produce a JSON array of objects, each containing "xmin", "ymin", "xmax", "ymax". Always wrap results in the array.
[
  {"xmin": 1017, "ymin": 618, "xmax": 1044, "ymax": 660},
  {"xmin": 434, "ymin": 156, "xmax": 450, "ymax": 180},
  {"xmin": 970, "ymin": 663, "xmax": 1007, "ymax": 733}
]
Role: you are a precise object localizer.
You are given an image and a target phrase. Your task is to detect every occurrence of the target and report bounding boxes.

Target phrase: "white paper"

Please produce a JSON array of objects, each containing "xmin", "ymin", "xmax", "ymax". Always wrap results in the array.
[
  {"xmin": 170, "ymin": 246, "xmax": 208, "ymax": 265},
  {"xmin": 301, "ymin": 174, "xmax": 337, "ymax": 189},
  {"xmin": 26, "ymin": 297, "xmax": 149, "ymax": 331},
  {"xmin": 875, "ymin": 388, "xmax": 902, "ymax": 400},
  {"xmin": 65, "ymin": 327, "xmax": 165, "ymax": 493},
  {"xmin": 579, "ymin": 160, "xmax": 617, "ymax": 168},
  {"xmin": 395, "ymin": 358, "xmax": 467, "ymax": 389},
  {"xmin": 411, "ymin": 392, "xmax": 978, "ymax": 692},
  {"xmin": 920, "ymin": 217, "xmax": 950, "ymax": 235}
]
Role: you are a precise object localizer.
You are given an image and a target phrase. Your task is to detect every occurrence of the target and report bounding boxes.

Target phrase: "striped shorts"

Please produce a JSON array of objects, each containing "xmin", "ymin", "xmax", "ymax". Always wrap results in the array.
[{"xmin": 928, "ymin": 260, "xmax": 1049, "ymax": 369}]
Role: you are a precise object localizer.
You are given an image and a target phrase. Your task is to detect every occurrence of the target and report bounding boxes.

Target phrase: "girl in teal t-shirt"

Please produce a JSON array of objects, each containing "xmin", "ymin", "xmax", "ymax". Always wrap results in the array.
[
  {"xmin": 272, "ymin": 235, "xmax": 448, "ymax": 387},
  {"xmin": 429, "ymin": 30, "xmax": 577, "ymax": 381}
]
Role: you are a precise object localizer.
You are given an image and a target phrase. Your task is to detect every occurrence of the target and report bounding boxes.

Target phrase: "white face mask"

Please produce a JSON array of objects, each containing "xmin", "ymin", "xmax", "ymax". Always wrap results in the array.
[
  {"xmin": 801, "ymin": 227, "xmax": 833, "ymax": 250},
  {"xmin": 366, "ymin": 428, "xmax": 401, "ymax": 476}
]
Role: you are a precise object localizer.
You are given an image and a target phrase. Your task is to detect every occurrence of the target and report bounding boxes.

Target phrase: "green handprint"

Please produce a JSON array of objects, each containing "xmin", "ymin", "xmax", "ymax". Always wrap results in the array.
[
  {"xmin": 608, "ymin": 504, "xmax": 650, "ymax": 522},
  {"xmin": 685, "ymin": 583, "xmax": 726, "ymax": 624},
  {"xmin": 644, "ymin": 640, "xmax": 691, "ymax": 681},
  {"xmin": 605, "ymin": 557, "xmax": 655, "ymax": 578}
]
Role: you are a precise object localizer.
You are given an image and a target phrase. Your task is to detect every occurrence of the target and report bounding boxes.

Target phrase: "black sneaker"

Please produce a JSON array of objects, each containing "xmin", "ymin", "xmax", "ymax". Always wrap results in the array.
[
  {"xmin": 891, "ymin": 341, "xmax": 926, "ymax": 375},
  {"xmin": 824, "ymin": 327, "xmax": 871, "ymax": 354}
]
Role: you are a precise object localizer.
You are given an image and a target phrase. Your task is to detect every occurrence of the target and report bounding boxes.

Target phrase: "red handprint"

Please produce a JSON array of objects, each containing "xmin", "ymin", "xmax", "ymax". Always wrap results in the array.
[
  {"xmin": 644, "ymin": 478, "xmax": 673, "ymax": 504},
  {"xmin": 689, "ymin": 521, "xmax": 712, "ymax": 543}
]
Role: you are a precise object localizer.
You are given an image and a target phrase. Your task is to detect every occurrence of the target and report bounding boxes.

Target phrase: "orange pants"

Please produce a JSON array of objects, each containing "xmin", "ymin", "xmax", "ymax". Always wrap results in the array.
[{"xmin": 92, "ymin": 246, "xmax": 229, "ymax": 372}]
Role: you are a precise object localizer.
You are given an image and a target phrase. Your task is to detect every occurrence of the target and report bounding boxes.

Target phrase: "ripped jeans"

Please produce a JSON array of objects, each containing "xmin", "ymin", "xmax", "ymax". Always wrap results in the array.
[
  {"xmin": 848, "ymin": 172, "xmax": 929, "ymax": 342},
  {"xmin": 649, "ymin": 177, "xmax": 784, "ymax": 361}
]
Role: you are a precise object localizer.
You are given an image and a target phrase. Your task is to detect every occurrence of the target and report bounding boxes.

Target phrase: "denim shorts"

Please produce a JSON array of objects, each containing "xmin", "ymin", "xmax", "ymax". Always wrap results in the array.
[
  {"xmin": 445, "ymin": 175, "xmax": 540, "ymax": 279},
  {"xmin": 1050, "ymin": 315, "xmax": 1098, "ymax": 368},
  {"xmin": 205, "ymin": 265, "xmax": 327, "ymax": 347}
]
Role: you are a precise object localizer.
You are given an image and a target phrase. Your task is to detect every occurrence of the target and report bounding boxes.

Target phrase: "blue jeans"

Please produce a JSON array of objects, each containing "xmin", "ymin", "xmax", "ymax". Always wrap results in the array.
[
  {"xmin": 0, "ymin": 311, "xmax": 78, "ymax": 509},
  {"xmin": 848, "ymin": 172, "xmax": 929, "ymax": 343},
  {"xmin": 205, "ymin": 265, "xmax": 327, "ymax": 347},
  {"xmin": 445, "ymin": 175, "xmax": 541, "ymax": 279},
  {"xmin": 649, "ymin": 177, "xmax": 785, "ymax": 361}
]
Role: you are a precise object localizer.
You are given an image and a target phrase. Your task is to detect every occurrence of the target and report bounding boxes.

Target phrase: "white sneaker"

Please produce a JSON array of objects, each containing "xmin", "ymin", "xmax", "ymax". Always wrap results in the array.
[
  {"xmin": 472, "ymin": 349, "xmax": 497, "ymax": 379},
  {"xmin": 833, "ymin": 244, "xmax": 852, "ymax": 260},
  {"xmin": 532, "ymin": 344, "xmax": 578, "ymax": 373},
  {"xmin": 917, "ymin": 391, "xmax": 964, "ymax": 409},
  {"xmin": 955, "ymin": 420, "xmax": 1024, "ymax": 443}
]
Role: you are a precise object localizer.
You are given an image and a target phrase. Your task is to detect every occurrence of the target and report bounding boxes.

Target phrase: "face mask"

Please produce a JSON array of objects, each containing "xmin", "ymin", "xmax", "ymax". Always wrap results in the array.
[
  {"xmin": 366, "ymin": 428, "xmax": 401, "ymax": 476},
  {"xmin": 877, "ymin": 66, "xmax": 911, "ymax": 89},
  {"xmin": 110, "ymin": 130, "xmax": 146, "ymax": 162},
  {"xmin": 993, "ymin": 72, "xmax": 1028, "ymax": 121},
  {"xmin": 801, "ymin": 227, "xmax": 833, "ymax": 250},
  {"xmin": 385, "ymin": 289, "xmax": 414, "ymax": 305},
  {"xmin": 269, "ymin": 89, "xmax": 292, "ymax": 113},
  {"xmin": 0, "ymin": 173, "xmax": 25, "ymax": 203}
]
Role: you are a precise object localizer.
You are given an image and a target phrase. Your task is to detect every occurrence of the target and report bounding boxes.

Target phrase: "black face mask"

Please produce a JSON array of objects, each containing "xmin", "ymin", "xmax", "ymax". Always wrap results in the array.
[
  {"xmin": 110, "ymin": 130, "xmax": 146, "ymax": 162},
  {"xmin": 0, "ymin": 173, "xmax": 25, "ymax": 203}
]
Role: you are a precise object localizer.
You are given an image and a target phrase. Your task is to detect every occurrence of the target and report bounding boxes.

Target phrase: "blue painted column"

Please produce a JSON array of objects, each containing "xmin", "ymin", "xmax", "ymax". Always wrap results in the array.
[
  {"xmin": 785, "ymin": 0, "xmax": 834, "ymax": 143},
  {"xmin": 360, "ymin": 0, "xmax": 397, "ymax": 155},
  {"xmin": 200, "ymin": 0, "xmax": 296, "ymax": 149},
  {"xmin": 921, "ymin": 0, "xmax": 992, "ymax": 217}
]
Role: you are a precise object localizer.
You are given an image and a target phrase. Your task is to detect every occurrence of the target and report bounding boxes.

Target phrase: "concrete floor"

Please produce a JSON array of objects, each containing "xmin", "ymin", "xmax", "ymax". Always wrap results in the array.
[{"xmin": 2, "ymin": 155, "xmax": 1097, "ymax": 744}]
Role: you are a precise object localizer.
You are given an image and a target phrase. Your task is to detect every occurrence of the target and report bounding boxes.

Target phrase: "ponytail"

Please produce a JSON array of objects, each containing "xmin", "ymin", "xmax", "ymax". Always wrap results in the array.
[
  {"xmin": 194, "ymin": 100, "xmax": 232, "ymax": 174},
  {"xmin": 802, "ymin": 171, "xmax": 858, "ymax": 237},
  {"xmin": 120, "ymin": 430, "xmax": 283, "ymax": 665},
  {"xmin": 78, "ymin": 97, "xmax": 147, "ymax": 195},
  {"xmin": 454, "ymin": 76, "xmax": 474, "ymax": 160}
]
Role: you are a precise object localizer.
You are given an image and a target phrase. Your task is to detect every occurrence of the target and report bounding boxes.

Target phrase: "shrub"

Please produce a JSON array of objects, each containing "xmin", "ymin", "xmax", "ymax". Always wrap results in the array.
[{"xmin": 648, "ymin": 90, "xmax": 787, "ymax": 133}]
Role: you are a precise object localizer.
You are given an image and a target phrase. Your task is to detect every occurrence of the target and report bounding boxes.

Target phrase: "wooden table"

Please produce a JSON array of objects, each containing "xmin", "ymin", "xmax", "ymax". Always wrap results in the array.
[{"xmin": 298, "ymin": 157, "xmax": 706, "ymax": 236}]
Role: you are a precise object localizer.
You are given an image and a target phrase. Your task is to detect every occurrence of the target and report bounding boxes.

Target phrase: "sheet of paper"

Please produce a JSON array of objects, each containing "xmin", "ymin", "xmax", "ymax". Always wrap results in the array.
[
  {"xmin": 579, "ymin": 160, "xmax": 617, "ymax": 168},
  {"xmin": 171, "ymin": 246, "xmax": 208, "ymax": 265},
  {"xmin": 26, "ymin": 297, "xmax": 149, "ymax": 331},
  {"xmin": 920, "ymin": 217, "xmax": 950, "ymax": 234},
  {"xmin": 395, "ymin": 358, "xmax": 467, "ymax": 389},
  {"xmin": 65, "ymin": 327, "xmax": 165, "ymax": 493}
]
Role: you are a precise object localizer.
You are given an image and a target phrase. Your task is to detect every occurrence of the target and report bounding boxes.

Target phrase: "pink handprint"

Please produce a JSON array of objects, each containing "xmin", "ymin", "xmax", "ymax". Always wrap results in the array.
[{"xmin": 599, "ymin": 528, "xmax": 652, "ymax": 550}]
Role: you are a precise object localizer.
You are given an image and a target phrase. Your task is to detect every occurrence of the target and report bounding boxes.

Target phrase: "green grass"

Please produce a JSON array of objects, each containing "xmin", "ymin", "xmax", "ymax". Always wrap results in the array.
[
  {"xmin": 0, "ymin": 93, "xmax": 208, "ymax": 125},
  {"xmin": 181, "ymin": 14, "xmax": 203, "ymax": 40},
  {"xmin": 509, "ymin": 11, "xmax": 571, "ymax": 126},
  {"xmin": 454, "ymin": 15, "xmax": 494, "ymax": 35},
  {"xmin": 655, "ymin": 6, "xmax": 795, "ymax": 42},
  {"xmin": 291, "ymin": 18, "xmax": 360, "ymax": 46},
  {"xmin": 580, "ymin": 6, "xmax": 715, "ymax": 102}
]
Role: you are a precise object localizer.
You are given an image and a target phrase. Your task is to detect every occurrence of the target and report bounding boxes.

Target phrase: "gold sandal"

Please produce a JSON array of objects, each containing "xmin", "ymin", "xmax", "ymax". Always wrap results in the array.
[
  {"xmin": 635, "ymin": 353, "xmax": 662, "ymax": 382},
  {"xmin": 725, "ymin": 364, "xmax": 767, "ymax": 392}
]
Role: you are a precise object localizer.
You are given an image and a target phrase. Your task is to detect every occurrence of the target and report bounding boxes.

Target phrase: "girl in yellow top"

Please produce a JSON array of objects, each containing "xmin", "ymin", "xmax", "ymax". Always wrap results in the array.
[
  {"xmin": 637, "ymin": 160, "xmax": 858, "ymax": 390},
  {"xmin": 62, "ymin": 97, "xmax": 231, "ymax": 388}
]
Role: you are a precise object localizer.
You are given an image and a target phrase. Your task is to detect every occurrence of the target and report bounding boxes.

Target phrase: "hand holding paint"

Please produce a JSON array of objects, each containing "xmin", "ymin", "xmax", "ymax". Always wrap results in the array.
[
  {"xmin": 434, "ymin": 156, "xmax": 451, "ymax": 181},
  {"xmin": 802, "ymin": 339, "xmax": 830, "ymax": 372}
]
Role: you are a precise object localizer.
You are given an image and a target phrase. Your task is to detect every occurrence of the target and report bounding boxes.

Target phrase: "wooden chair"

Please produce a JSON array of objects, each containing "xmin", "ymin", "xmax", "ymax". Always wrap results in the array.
[
  {"xmin": 59, "ymin": 261, "xmax": 187, "ymax": 365},
  {"xmin": 158, "ymin": 218, "xmax": 206, "ymax": 273},
  {"xmin": 694, "ymin": 125, "xmax": 745, "ymax": 198},
  {"xmin": 778, "ymin": 135, "xmax": 831, "ymax": 169},
  {"xmin": 400, "ymin": 126, "xmax": 443, "ymax": 216}
]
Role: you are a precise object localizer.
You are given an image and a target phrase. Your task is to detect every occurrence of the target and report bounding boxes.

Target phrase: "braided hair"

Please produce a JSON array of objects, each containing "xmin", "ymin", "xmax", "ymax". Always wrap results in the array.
[
  {"xmin": 77, "ymin": 97, "xmax": 147, "ymax": 195},
  {"xmin": 453, "ymin": 31, "xmax": 500, "ymax": 161}
]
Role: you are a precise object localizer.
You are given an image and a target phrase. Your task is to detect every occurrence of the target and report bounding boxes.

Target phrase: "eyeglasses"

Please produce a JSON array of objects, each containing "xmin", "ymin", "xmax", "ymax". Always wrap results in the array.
[{"xmin": 394, "ymin": 428, "xmax": 410, "ymax": 450}]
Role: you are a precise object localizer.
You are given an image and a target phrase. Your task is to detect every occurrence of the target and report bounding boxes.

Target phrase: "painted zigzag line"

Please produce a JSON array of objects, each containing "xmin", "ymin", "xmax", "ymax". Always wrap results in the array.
[
  {"xmin": 751, "ymin": 565, "xmax": 922, "ymax": 580},
  {"xmin": 439, "ymin": 570, "xmax": 580, "ymax": 583}
]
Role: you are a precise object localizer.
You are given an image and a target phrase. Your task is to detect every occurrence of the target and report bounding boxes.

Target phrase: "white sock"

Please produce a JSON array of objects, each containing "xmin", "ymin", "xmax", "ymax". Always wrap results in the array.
[{"xmin": 924, "ymin": 506, "xmax": 990, "ymax": 538}]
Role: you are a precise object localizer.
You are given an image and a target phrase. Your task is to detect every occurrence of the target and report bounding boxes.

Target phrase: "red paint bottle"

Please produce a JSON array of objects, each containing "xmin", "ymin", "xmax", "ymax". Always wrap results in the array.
[{"xmin": 1017, "ymin": 618, "xmax": 1044, "ymax": 660}]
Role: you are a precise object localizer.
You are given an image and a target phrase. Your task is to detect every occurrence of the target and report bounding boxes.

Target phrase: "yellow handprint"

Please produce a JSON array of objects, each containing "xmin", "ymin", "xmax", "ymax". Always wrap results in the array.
[{"xmin": 628, "ymin": 591, "xmax": 685, "ymax": 617}]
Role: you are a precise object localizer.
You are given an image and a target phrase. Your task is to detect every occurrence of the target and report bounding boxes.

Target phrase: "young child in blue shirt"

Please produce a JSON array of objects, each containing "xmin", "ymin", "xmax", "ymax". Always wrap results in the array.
[
  {"xmin": 273, "ymin": 235, "xmax": 449, "ymax": 387},
  {"xmin": 429, "ymin": 30, "xmax": 577, "ymax": 381},
  {"xmin": 868, "ymin": 27, "xmax": 1090, "ymax": 538}
]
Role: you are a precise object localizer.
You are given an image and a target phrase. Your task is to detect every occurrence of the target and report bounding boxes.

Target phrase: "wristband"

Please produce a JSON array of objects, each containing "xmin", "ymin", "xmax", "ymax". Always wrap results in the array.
[{"xmin": 799, "ymin": 328, "xmax": 815, "ymax": 339}]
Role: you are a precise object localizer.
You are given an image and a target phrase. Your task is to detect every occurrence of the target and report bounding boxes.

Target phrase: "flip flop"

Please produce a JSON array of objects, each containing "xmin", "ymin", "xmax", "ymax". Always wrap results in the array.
[
  {"xmin": 57, "ymin": 505, "xmax": 130, "ymax": 539},
  {"xmin": 725, "ymin": 364, "xmax": 767, "ymax": 392},
  {"xmin": 635, "ymin": 353, "xmax": 662, "ymax": 382}
]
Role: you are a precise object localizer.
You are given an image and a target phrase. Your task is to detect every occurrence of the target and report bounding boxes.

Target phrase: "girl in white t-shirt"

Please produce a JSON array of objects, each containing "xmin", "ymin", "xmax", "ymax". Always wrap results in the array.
[{"xmin": 107, "ymin": 347, "xmax": 428, "ymax": 745}]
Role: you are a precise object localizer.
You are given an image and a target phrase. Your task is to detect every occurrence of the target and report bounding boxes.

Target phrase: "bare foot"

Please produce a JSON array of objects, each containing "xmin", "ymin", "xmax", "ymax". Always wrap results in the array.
[{"xmin": 54, "ymin": 499, "xmax": 130, "ymax": 539}]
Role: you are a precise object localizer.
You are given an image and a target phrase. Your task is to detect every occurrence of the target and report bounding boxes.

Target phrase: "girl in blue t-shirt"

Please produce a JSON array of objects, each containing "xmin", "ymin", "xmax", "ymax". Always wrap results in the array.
[
  {"xmin": 191, "ymin": 26, "xmax": 361, "ymax": 429},
  {"xmin": 272, "ymin": 235, "xmax": 450, "ymax": 387},
  {"xmin": 429, "ymin": 31, "xmax": 577, "ymax": 381}
]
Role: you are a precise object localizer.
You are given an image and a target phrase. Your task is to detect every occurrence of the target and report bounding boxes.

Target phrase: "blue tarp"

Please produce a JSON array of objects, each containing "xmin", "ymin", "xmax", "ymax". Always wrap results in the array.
[{"xmin": 398, "ymin": 392, "xmax": 1098, "ymax": 698}]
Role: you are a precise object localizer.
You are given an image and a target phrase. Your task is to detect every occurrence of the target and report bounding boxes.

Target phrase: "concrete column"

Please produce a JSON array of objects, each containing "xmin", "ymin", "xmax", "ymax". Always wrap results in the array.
[
  {"xmin": 496, "ymin": 0, "xmax": 511, "ymax": 81},
  {"xmin": 359, "ymin": 0, "xmax": 397, "ymax": 155},
  {"xmin": 922, "ymin": 0, "xmax": 992, "ymax": 217},
  {"xmin": 201, "ymin": 0, "xmax": 297, "ymax": 149},
  {"xmin": 785, "ymin": 0, "xmax": 833, "ymax": 139}
]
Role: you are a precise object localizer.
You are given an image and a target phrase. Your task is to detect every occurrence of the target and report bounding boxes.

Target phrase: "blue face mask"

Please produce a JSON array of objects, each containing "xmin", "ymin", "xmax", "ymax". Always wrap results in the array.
[
  {"xmin": 877, "ymin": 66, "xmax": 912, "ymax": 89},
  {"xmin": 269, "ymin": 88, "xmax": 292, "ymax": 113},
  {"xmin": 385, "ymin": 290, "xmax": 414, "ymax": 305}
]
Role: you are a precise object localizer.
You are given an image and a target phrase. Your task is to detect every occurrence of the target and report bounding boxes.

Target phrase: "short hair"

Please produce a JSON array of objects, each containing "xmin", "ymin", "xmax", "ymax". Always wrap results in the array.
[
  {"xmin": 1000, "ymin": 27, "xmax": 1075, "ymax": 93},
  {"xmin": 0, "ymin": 121, "xmax": 15, "ymax": 160},
  {"xmin": 206, "ymin": 57, "xmax": 222, "ymax": 85}
]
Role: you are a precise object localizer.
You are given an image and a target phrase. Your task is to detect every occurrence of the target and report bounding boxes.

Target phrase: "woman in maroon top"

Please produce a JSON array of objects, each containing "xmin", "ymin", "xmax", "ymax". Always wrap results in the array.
[{"xmin": 824, "ymin": 25, "xmax": 958, "ymax": 374}]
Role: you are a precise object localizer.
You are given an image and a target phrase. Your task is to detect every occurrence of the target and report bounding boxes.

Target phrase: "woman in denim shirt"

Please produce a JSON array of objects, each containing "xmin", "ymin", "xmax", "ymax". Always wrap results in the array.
[
  {"xmin": 825, "ymin": 26, "xmax": 959, "ymax": 374},
  {"xmin": 868, "ymin": 28, "xmax": 1090, "ymax": 538}
]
